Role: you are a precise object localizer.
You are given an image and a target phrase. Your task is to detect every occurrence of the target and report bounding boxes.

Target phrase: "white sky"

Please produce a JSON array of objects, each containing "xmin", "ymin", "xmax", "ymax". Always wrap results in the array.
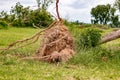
[{"xmin": 0, "ymin": 0, "xmax": 116, "ymax": 23}]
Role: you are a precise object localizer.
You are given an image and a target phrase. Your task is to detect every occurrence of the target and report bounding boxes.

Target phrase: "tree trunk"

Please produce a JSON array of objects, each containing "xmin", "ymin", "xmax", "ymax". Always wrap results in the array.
[{"xmin": 100, "ymin": 30, "xmax": 120, "ymax": 44}]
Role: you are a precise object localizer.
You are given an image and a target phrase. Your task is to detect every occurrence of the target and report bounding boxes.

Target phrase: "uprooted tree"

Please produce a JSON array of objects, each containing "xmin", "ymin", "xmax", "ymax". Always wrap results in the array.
[
  {"xmin": 1, "ymin": 0, "xmax": 75, "ymax": 63},
  {"xmin": 1, "ymin": 0, "xmax": 120, "ymax": 63},
  {"xmin": 101, "ymin": 29, "xmax": 120, "ymax": 44}
]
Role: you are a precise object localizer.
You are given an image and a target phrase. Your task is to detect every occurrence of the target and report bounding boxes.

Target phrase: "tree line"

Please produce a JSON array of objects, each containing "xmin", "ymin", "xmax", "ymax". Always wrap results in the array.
[{"xmin": 0, "ymin": 0, "xmax": 54, "ymax": 27}]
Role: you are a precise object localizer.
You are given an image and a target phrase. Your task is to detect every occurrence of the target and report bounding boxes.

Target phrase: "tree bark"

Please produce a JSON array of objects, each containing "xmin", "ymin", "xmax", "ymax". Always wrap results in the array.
[{"xmin": 100, "ymin": 30, "xmax": 120, "ymax": 44}]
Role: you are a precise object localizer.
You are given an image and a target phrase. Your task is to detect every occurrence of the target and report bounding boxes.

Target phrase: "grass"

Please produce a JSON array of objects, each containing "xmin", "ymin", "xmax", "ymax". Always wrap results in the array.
[
  {"xmin": 0, "ymin": 27, "xmax": 39, "ymax": 47},
  {"xmin": 0, "ymin": 26, "xmax": 120, "ymax": 80}
]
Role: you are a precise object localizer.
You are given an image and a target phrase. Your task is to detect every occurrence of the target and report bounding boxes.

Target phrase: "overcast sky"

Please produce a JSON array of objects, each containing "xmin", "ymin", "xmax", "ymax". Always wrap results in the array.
[{"xmin": 0, "ymin": 0, "xmax": 116, "ymax": 23}]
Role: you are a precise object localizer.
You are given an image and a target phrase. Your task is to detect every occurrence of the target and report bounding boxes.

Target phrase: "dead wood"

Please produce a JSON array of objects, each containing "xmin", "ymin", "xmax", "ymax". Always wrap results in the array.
[
  {"xmin": 32, "ymin": 23, "xmax": 40, "ymax": 29},
  {"xmin": 56, "ymin": 0, "xmax": 62, "ymax": 21},
  {"xmin": 36, "ymin": 23, "xmax": 75, "ymax": 63},
  {"xmin": 101, "ymin": 30, "xmax": 120, "ymax": 44}
]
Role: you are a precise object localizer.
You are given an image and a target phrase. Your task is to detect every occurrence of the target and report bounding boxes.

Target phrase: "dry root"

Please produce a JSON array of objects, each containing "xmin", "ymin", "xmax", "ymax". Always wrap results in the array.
[
  {"xmin": 36, "ymin": 22, "xmax": 75, "ymax": 63},
  {"xmin": 1, "ymin": 0, "xmax": 75, "ymax": 63}
]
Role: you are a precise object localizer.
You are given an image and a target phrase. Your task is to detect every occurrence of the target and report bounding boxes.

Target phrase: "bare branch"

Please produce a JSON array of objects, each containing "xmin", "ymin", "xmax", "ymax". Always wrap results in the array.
[{"xmin": 56, "ymin": 0, "xmax": 62, "ymax": 21}]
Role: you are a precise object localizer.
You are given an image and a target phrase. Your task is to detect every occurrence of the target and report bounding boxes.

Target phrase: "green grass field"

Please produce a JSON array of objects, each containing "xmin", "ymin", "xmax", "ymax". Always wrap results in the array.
[{"xmin": 0, "ymin": 27, "xmax": 120, "ymax": 80}]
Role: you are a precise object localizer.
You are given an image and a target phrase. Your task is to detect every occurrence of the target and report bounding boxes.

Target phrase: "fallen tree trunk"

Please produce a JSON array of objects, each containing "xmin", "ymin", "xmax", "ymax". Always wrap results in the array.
[{"xmin": 100, "ymin": 30, "xmax": 120, "ymax": 44}]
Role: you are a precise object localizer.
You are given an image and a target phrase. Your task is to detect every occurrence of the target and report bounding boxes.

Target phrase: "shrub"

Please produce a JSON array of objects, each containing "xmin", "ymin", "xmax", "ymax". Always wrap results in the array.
[
  {"xmin": 76, "ymin": 28, "xmax": 102, "ymax": 49},
  {"xmin": 30, "ymin": 10, "xmax": 53, "ymax": 27},
  {"xmin": 0, "ymin": 21, "xmax": 8, "ymax": 29},
  {"xmin": 12, "ymin": 20, "xmax": 25, "ymax": 27}
]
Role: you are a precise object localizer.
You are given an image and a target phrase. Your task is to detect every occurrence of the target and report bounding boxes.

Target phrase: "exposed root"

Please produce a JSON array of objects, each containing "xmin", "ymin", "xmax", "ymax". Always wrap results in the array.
[
  {"xmin": 36, "ymin": 22, "xmax": 75, "ymax": 63},
  {"xmin": 17, "ymin": 21, "xmax": 75, "ymax": 63},
  {"xmin": 1, "ymin": 21, "xmax": 57, "ymax": 53},
  {"xmin": 1, "ymin": 0, "xmax": 75, "ymax": 63}
]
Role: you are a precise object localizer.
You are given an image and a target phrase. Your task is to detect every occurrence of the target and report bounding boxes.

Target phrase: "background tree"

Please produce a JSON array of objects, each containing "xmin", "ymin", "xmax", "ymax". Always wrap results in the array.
[
  {"xmin": 109, "ymin": 7, "xmax": 119, "ymax": 27},
  {"xmin": 29, "ymin": 9, "xmax": 53, "ymax": 27},
  {"xmin": 91, "ymin": 4, "xmax": 119, "ymax": 27},
  {"xmin": 36, "ymin": 0, "xmax": 54, "ymax": 10},
  {"xmin": 114, "ymin": 0, "xmax": 120, "ymax": 11},
  {"xmin": 2, "ymin": 2, "xmax": 54, "ymax": 27},
  {"xmin": 91, "ymin": 4, "xmax": 111, "ymax": 25},
  {"xmin": 0, "ymin": 11, "xmax": 9, "ymax": 21},
  {"xmin": 10, "ymin": 2, "xmax": 25, "ymax": 26}
]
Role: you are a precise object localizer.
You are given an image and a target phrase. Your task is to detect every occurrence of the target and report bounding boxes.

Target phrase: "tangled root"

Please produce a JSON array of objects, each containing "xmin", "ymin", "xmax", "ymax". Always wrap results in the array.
[
  {"xmin": 1, "ymin": 0, "xmax": 75, "ymax": 63},
  {"xmin": 36, "ymin": 22, "xmax": 75, "ymax": 63}
]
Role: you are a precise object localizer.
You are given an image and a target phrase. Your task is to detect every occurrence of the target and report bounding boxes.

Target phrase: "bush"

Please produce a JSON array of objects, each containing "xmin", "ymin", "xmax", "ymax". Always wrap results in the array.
[
  {"xmin": 12, "ymin": 20, "xmax": 21, "ymax": 27},
  {"xmin": 0, "ymin": 21, "xmax": 8, "ymax": 29},
  {"xmin": 30, "ymin": 10, "xmax": 53, "ymax": 27},
  {"xmin": 76, "ymin": 28, "xmax": 102, "ymax": 49},
  {"xmin": 11, "ymin": 10, "xmax": 53, "ymax": 27}
]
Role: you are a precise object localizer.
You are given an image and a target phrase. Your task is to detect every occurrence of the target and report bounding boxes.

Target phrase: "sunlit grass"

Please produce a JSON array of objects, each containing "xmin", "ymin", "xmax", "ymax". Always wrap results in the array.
[{"xmin": 0, "ymin": 26, "xmax": 120, "ymax": 80}]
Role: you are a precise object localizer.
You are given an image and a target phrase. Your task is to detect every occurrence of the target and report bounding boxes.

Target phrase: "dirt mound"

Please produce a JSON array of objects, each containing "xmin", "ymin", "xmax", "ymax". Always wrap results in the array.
[{"xmin": 36, "ymin": 22, "xmax": 75, "ymax": 63}]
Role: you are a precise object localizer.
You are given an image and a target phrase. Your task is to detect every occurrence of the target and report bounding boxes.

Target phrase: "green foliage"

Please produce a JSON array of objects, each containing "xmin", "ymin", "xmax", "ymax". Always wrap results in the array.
[
  {"xmin": 0, "ymin": 11, "xmax": 9, "ymax": 21},
  {"xmin": 0, "ymin": 2, "xmax": 53, "ymax": 27},
  {"xmin": 91, "ymin": 4, "xmax": 111, "ymax": 24},
  {"xmin": 36, "ymin": 0, "xmax": 54, "ymax": 10},
  {"xmin": 10, "ymin": 2, "xmax": 32, "ymax": 27},
  {"xmin": 10, "ymin": 3, "xmax": 53, "ymax": 27},
  {"xmin": 0, "ymin": 21, "xmax": 8, "ymax": 29},
  {"xmin": 91, "ymin": 4, "xmax": 119, "ymax": 27},
  {"xmin": 30, "ymin": 9, "xmax": 53, "ymax": 27},
  {"xmin": 76, "ymin": 28, "xmax": 102, "ymax": 49},
  {"xmin": 111, "ymin": 18, "xmax": 120, "ymax": 27},
  {"xmin": 12, "ymin": 20, "xmax": 21, "ymax": 27},
  {"xmin": 114, "ymin": 0, "xmax": 120, "ymax": 11}
]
